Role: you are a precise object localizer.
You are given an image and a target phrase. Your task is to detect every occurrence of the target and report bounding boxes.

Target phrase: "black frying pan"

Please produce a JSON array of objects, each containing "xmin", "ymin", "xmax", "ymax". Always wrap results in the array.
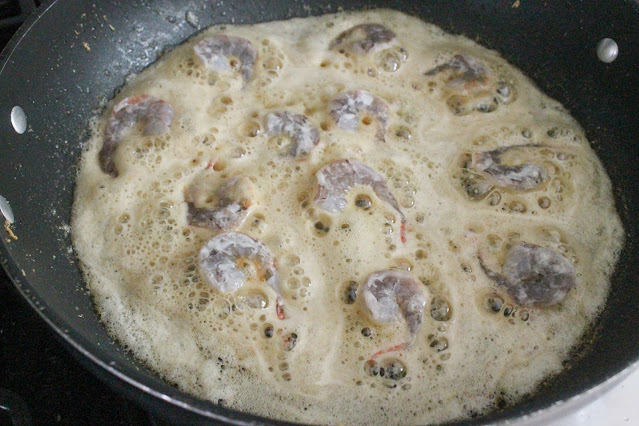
[{"xmin": 1, "ymin": 0, "xmax": 638, "ymax": 424}]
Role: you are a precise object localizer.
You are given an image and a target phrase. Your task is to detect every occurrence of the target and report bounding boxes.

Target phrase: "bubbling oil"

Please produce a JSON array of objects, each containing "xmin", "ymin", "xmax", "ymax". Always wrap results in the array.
[{"xmin": 72, "ymin": 9, "xmax": 624, "ymax": 425}]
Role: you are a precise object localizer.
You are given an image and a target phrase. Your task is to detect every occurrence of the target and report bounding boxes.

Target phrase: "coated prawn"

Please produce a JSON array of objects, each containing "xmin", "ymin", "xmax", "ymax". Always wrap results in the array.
[
  {"xmin": 265, "ymin": 111, "xmax": 320, "ymax": 157},
  {"xmin": 479, "ymin": 242, "xmax": 576, "ymax": 307},
  {"xmin": 425, "ymin": 54, "xmax": 490, "ymax": 95},
  {"xmin": 185, "ymin": 176, "xmax": 257, "ymax": 231},
  {"xmin": 314, "ymin": 159, "xmax": 406, "ymax": 242},
  {"xmin": 99, "ymin": 95, "xmax": 174, "ymax": 177},
  {"xmin": 424, "ymin": 54, "xmax": 516, "ymax": 115},
  {"xmin": 329, "ymin": 90, "xmax": 389, "ymax": 142},
  {"xmin": 359, "ymin": 270, "xmax": 427, "ymax": 359},
  {"xmin": 472, "ymin": 145, "xmax": 545, "ymax": 191},
  {"xmin": 329, "ymin": 23, "xmax": 396, "ymax": 54},
  {"xmin": 194, "ymin": 35, "xmax": 258, "ymax": 83},
  {"xmin": 199, "ymin": 232, "xmax": 285, "ymax": 319}
]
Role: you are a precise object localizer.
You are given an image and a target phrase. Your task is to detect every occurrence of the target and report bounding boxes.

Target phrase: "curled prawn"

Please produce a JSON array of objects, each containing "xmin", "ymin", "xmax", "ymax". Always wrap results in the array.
[
  {"xmin": 185, "ymin": 176, "xmax": 257, "ymax": 231},
  {"xmin": 479, "ymin": 242, "xmax": 576, "ymax": 307},
  {"xmin": 199, "ymin": 232, "xmax": 285, "ymax": 319},
  {"xmin": 99, "ymin": 95, "xmax": 174, "ymax": 177},
  {"xmin": 425, "ymin": 54, "xmax": 516, "ymax": 114},
  {"xmin": 472, "ymin": 145, "xmax": 545, "ymax": 191},
  {"xmin": 265, "ymin": 111, "xmax": 320, "ymax": 157},
  {"xmin": 314, "ymin": 159, "xmax": 406, "ymax": 242},
  {"xmin": 425, "ymin": 54, "xmax": 490, "ymax": 94},
  {"xmin": 329, "ymin": 90, "xmax": 389, "ymax": 142},
  {"xmin": 194, "ymin": 35, "xmax": 258, "ymax": 83},
  {"xmin": 359, "ymin": 270, "xmax": 427, "ymax": 359},
  {"xmin": 329, "ymin": 23, "xmax": 397, "ymax": 54}
]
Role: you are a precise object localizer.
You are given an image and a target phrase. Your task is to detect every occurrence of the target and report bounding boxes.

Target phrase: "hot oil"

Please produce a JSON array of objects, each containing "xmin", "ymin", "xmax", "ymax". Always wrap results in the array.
[{"xmin": 71, "ymin": 9, "xmax": 625, "ymax": 425}]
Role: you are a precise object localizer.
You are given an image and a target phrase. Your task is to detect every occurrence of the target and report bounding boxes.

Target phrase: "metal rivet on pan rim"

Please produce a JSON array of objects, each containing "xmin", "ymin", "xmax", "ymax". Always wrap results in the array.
[
  {"xmin": 11, "ymin": 106, "xmax": 27, "ymax": 134},
  {"xmin": 597, "ymin": 38, "xmax": 618, "ymax": 63},
  {"xmin": 0, "ymin": 195, "xmax": 14, "ymax": 224}
]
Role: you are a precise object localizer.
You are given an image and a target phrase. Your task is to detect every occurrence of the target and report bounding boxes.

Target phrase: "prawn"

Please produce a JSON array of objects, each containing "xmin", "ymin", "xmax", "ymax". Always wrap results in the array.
[
  {"xmin": 99, "ymin": 95, "xmax": 174, "ymax": 177},
  {"xmin": 425, "ymin": 54, "xmax": 490, "ymax": 95},
  {"xmin": 329, "ymin": 90, "xmax": 389, "ymax": 142},
  {"xmin": 425, "ymin": 54, "xmax": 516, "ymax": 114},
  {"xmin": 359, "ymin": 270, "xmax": 427, "ymax": 359},
  {"xmin": 199, "ymin": 232, "xmax": 285, "ymax": 319},
  {"xmin": 472, "ymin": 145, "xmax": 545, "ymax": 191},
  {"xmin": 329, "ymin": 23, "xmax": 397, "ymax": 54},
  {"xmin": 479, "ymin": 242, "xmax": 576, "ymax": 307},
  {"xmin": 314, "ymin": 159, "xmax": 406, "ymax": 242},
  {"xmin": 185, "ymin": 176, "xmax": 257, "ymax": 231},
  {"xmin": 194, "ymin": 35, "xmax": 257, "ymax": 83},
  {"xmin": 265, "ymin": 111, "xmax": 320, "ymax": 157}
]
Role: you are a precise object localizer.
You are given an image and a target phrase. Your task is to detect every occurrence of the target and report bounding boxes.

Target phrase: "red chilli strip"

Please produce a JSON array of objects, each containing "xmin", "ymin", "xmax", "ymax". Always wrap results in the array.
[{"xmin": 400, "ymin": 222, "xmax": 407, "ymax": 244}]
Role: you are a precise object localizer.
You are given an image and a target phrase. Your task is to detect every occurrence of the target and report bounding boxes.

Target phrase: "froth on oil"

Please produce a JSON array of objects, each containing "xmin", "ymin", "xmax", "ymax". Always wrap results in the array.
[{"xmin": 71, "ymin": 9, "xmax": 624, "ymax": 425}]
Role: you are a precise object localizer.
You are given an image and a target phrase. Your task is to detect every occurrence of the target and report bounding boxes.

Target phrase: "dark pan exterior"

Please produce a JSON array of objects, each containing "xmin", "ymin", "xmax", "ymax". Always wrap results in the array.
[{"xmin": 1, "ymin": 0, "xmax": 638, "ymax": 424}]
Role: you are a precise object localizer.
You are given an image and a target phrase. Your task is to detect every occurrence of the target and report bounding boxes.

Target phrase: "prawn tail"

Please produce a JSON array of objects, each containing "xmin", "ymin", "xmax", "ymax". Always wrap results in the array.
[
  {"xmin": 276, "ymin": 297, "xmax": 286, "ymax": 320},
  {"xmin": 370, "ymin": 342, "xmax": 408, "ymax": 360}
]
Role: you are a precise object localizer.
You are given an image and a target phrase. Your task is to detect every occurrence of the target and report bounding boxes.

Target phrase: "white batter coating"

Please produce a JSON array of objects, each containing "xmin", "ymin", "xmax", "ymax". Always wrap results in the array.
[{"xmin": 71, "ymin": 9, "xmax": 625, "ymax": 425}]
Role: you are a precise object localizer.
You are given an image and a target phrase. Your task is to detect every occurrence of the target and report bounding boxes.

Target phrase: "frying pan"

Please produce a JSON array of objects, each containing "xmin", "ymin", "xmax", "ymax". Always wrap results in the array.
[{"xmin": 1, "ymin": 0, "xmax": 638, "ymax": 424}]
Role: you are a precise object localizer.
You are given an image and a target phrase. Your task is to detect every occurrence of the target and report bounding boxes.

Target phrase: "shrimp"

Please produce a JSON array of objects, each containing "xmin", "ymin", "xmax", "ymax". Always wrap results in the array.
[
  {"xmin": 472, "ymin": 145, "xmax": 545, "ymax": 191},
  {"xmin": 479, "ymin": 242, "xmax": 576, "ymax": 307},
  {"xmin": 425, "ymin": 54, "xmax": 490, "ymax": 94},
  {"xmin": 194, "ymin": 35, "xmax": 258, "ymax": 83},
  {"xmin": 185, "ymin": 176, "xmax": 257, "ymax": 231},
  {"xmin": 359, "ymin": 270, "xmax": 427, "ymax": 359},
  {"xmin": 265, "ymin": 111, "xmax": 320, "ymax": 157},
  {"xmin": 424, "ymin": 54, "xmax": 516, "ymax": 115},
  {"xmin": 329, "ymin": 90, "xmax": 389, "ymax": 142},
  {"xmin": 314, "ymin": 159, "xmax": 406, "ymax": 241},
  {"xmin": 329, "ymin": 23, "xmax": 397, "ymax": 54},
  {"xmin": 199, "ymin": 232, "xmax": 285, "ymax": 319},
  {"xmin": 98, "ymin": 95, "xmax": 174, "ymax": 177}
]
